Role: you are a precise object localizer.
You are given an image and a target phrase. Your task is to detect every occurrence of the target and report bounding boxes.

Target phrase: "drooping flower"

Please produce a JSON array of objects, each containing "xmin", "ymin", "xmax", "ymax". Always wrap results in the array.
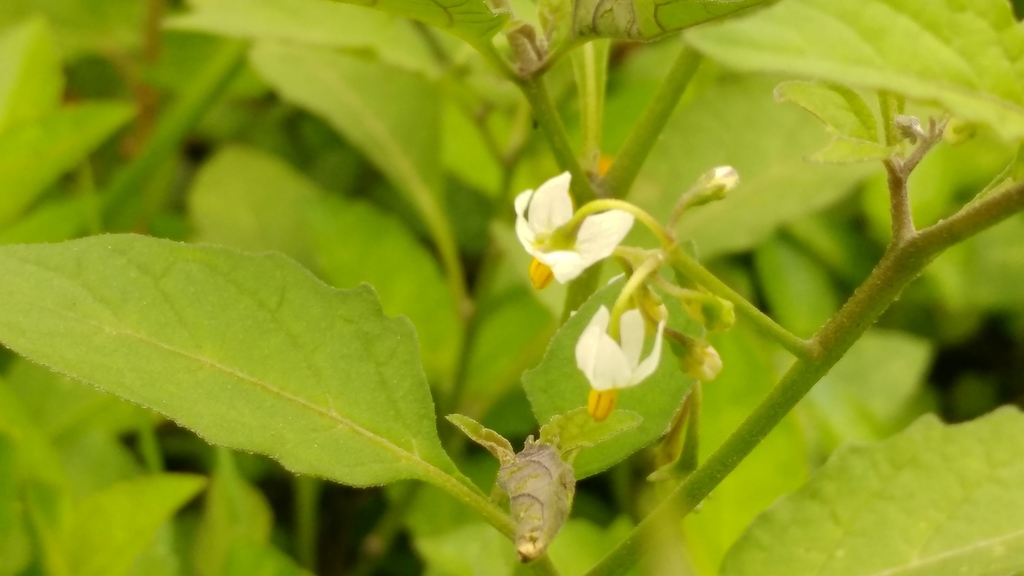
[
  {"xmin": 514, "ymin": 172, "xmax": 633, "ymax": 288},
  {"xmin": 574, "ymin": 305, "xmax": 665, "ymax": 421}
]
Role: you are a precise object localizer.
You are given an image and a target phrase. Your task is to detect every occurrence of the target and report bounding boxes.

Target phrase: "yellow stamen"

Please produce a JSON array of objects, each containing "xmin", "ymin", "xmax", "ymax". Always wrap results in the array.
[
  {"xmin": 529, "ymin": 258, "xmax": 554, "ymax": 290},
  {"xmin": 588, "ymin": 389, "xmax": 619, "ymax": 421}
]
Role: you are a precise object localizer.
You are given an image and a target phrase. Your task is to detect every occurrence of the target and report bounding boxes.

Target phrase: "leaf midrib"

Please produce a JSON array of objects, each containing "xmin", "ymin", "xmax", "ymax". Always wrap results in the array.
[{"xmin": 4, "ymin": 291, "xmax": 448, "ymax": 483}]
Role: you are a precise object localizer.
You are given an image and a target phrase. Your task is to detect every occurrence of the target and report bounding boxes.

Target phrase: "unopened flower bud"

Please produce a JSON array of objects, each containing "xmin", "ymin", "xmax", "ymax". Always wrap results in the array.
[
  {"xmin": 690, "ymin": 166, "xmax": 739, "ymax": 207},
  {"xmin": 895, "ymin": 114, "xmax": 926, "ymax": 143},
  {"xmin": 680, "ymin": 344, "xmax": 722, "ymax": 382},
  {"xmin": 505, "ymin": 22, "xmax": 546, "ymax": 77},
  {"xmin": 701, "ymin": 297, "xmax": 735, "ymax": 332},
  {"xmin": 679, "ymin": 292, "xmax": 735, "ymax": 332}
]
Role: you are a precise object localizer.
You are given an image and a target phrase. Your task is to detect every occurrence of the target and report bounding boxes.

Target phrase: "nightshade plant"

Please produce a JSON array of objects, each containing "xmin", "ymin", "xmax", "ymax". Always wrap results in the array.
[{"xmin": 2, "ymin": 0, "xmax": 1024, "ymax": 575}]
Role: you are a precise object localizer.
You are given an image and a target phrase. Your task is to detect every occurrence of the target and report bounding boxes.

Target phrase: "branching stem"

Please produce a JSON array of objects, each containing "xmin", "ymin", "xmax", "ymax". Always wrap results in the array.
[
  {"xmin": 667, "ymin": 249, "xmax": 814, "ymax": 359},
  {"xmin": 517, "ymin": 77, "xmax": 596, "ymax": 204},
  {"xmin": 584, "ymin": 179, "xmax": 1024, "ymax": 576}
]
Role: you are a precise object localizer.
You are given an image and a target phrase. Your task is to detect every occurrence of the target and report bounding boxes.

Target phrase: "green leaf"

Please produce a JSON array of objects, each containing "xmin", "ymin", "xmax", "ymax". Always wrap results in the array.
[
  {"xmin": 446, "ymin": 414, "xmax": 515, "ymax": 463},
  {"xmin": 0, "ymin": 234, "xmax": 463, "ymax": 487},
  {"xmin": 324, "ymin": 0, "xmax": 505, "ymax": 44},
  {"xmin": 5, "ymin": 359, "xmax": 152, "ymax": 440},
  {"xmin": 774, "ymin": 81, "xmax": 879, "ymax": 142},
  {"xmin": 250, "ymin": 42, "xmax": 456, "ymax": 271},
  {"xmin": 681, "ymin": 328, "xmax": 807, "ymax": 574},
  {"xmin": 802, "ymin": 330, "xmax": 934, "ymax": 455},
  {"xmin": 721, "ymin": 408, "xmax": 1024, "ymax": 576},
  {"xmin": 0, "ymin": 0, "xmax": 144, "ymax": 57},
  {"xmin": 753, "ymin": 235, "xmax": 841, "ymax": 338},
  {"xmin": 566, "ymin": 0, "xmax": 770, "ymax": 41},
  {"xmin": 166, "ymin": 0, "xmax": 437, "ymax": 74},
  {"xmin": 0, "ymin": 17, "xmax": 62, "ymax": 132},
  {"xmin": 193, "ymin": 449, "xmax": 273, "ymax": 576},
  {"xmin": 774, "ymin": 81, "xmax": 894, "ymax": 163},
  {"xmin": 402, "ymin": 458, "xmax": 516, "ymax": 575},
  {"xmin": 809, "ymin": 137, "xmax": 892, "ymax": 164},
  {"xmin": 0, "ymin": 431, "xmax": 31, "ymax": 576},
  {"xmin": 308, "ymin": 197, "xmax": 463, "ymax": 384},
  {"xmin": 59, "ymin": 475, "xmax": 205, "ymax": 576},
  {"xmin": 57, "ymin": 431, "xmax": 142, "ymax": 501},
  {"xmin": 187, "ymin": 146, "xmax": 322, "ymax": 268},
  {"xmin": 0, "ymin": 196, "xmax": 97, "ymax": 245},
  {"xmin": 687, "ymin": 0, "xmax": 1024, "ymax": 142},
  {"xmin": 630, "ymin": 74, "xmax": 873, "ymax": 258},
  {"xmin": 223, "ymin": 542, "xmax": 314, "ymax": 576},
  {"xmin": 538, "ymin": 407, "xmax": 642, "ymax": 457},
  {"xmin": 413, "ymin": 520, "xmax": 515, "ymax": 576},
  {"xmin": 0, "ymin": 380, "xmax": 67, "ymax": 488},
  {"xmin": 547, "ymin": 518, "xmax": 638, "ymax": 576},
  {"xmin": 0, "ymin": 103, "xmax": 134, "ymax": 228},
  {"xmin": 459, "ymin": 288, "xmax": 554, "ymax": 419},
  {"xmin": 523, "ymin": 279, "xmax": 693, "ymax": 478}
]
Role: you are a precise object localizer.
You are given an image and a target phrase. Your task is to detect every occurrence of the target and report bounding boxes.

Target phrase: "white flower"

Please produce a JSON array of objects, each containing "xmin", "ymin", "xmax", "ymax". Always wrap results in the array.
[
  {"xmin": 575, "ymin": 305, "xmax": 665, "ymax": 420},
  {"xmin": 514, "ymin": 172, "xmax": 633, "ymax": 286},
  {"xmin": 710, "ymin": 165, "xmax": 739, "ymax": 192}
]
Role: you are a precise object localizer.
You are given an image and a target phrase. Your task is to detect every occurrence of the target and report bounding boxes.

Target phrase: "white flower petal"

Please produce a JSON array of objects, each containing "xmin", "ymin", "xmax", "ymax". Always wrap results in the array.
[
  {"xmin": 630, "ymin": 319, "xmax": 665, "ymax": 386},
  {"xmin": 574, "ymin": 210, "xmax": 634, "ymax": 267},
  {"xmin": 589, "ymin": 337, "xmax": 632, "ymax": 391},
  {"xmin": 575, "ymin": 307, "xmax": 610, "ymax": 384},
  {"xmin": 527, "ymin": 172, "xmax": 573, "ymax": 232},
  {"xmin": 514, "ymin": 189, "xmax": 533, "ymax": 218},
  {"xmin": 538, "ymin": 250, "xmax": 587, "ymax": 283},
  {"xmin": 515, "ymin": 216, "xmax": 538, "ymax": 255},
  {"xmin": 575, "ymin": 319, "xmax": 605, "ymax": 385},
  {"xmin": 618, "ymin": 308, "xmax": 646, "ymax": 369}
]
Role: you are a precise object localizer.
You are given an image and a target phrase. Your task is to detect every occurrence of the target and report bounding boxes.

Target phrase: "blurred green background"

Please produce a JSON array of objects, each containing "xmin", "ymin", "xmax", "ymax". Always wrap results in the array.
[{"xmin": 0, "ymin": 1, "xmax": 1022, "ymax": 575}]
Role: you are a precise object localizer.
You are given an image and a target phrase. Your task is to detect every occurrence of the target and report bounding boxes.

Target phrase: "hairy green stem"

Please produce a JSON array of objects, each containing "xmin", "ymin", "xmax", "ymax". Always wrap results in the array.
[
  {"xmin": 599, "ymin": 47, "xmax": 701, "ymax": 199},
  {"xmin": 517, "ymin": 77, "xmax": 596, "ymax": 204},
  {"xmin": 101, "ymin": 40, "xmax": 246, "ymax": 231},
  {"xmin": 585, "ymin": 180, "xmax": 1024, "ymax": 575},
  {"xmin": 608, "ymin": 255, "xmax": 664, "ymax": 339},
  {"xmin": 679, "ymin": 381, "xmax": 701, "ymax": 474},
  {"xmin": 572, "ymin": 40, "xmax": 610, "ymax": 174},
  {"xmin": 667, "ymin": 249, "xmax": 813, "ymax": 358},
  {"xmin": 572, "ymin": 198, "xmax": 673, "ymax": 246}
]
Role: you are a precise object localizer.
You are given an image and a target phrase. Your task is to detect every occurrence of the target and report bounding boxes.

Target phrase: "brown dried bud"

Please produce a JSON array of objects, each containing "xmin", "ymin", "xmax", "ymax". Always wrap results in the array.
[{"xmin": 497, "ymin": 440, "xmax": 575, "ymax": 562}]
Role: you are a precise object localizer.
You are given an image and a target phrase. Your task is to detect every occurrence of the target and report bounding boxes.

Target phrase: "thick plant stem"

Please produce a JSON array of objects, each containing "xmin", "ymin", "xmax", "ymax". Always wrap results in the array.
[
  {"xmin": 884, "ymin": 159, "xmax": 915, "ymax": 244},
  {"xmin": 599, "ymin": 47, "xmax": 701, "ymax": 199},
  {"xmin": 572, "ymin": 40, "xmax": 610, "ymax": 174},
  {"xmin": 518, "ymin": 77, "xmax": 596, "ymax": 204},
  {"xmin": 585, "ymin": 180, "xmax": 1024, "ymax": 576}
]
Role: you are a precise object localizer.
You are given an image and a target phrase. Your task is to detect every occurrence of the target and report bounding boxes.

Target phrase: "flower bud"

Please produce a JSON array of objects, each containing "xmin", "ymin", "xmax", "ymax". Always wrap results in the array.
[
  {"xmin": 691, "ymin": 166, "xmax": 739, "ymax": 205},
  {"xmin": 505, "ymin": 22, "xmax": 546, "ymax": 77},
  {"xmin": 679, "ymin": 292, "xmax": 735, "ymax": 332},
  {"xmin": 894, "ymin": 114, "xmax": 926, "ymax": 143},
  {"xmin": 700, "ymin": 297, "xmax": 735, "ymax": 332},
  {"xmin": 679, "ymin": 344, "xmax": 722, "ymax": 382}
]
